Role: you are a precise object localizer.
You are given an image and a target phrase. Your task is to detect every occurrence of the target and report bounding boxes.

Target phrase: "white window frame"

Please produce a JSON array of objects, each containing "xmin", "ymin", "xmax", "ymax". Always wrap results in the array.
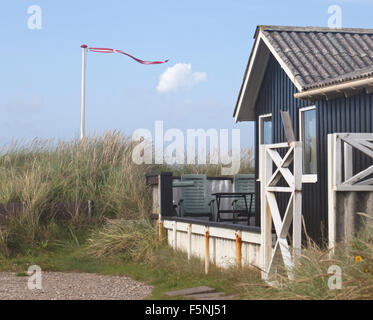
[
  {"xmin": 259, "ymin": 113, "xmax": 272, "ymax": 145},
  {"xmin": 299, "ymin": 105, "xmax": 318, "ymax": 183}
]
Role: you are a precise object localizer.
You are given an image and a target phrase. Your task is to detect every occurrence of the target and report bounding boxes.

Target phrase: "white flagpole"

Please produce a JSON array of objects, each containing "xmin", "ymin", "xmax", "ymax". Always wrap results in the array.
[{"xmin": 80, "ymin": 44, "xmax": 88, "ymax": 140}]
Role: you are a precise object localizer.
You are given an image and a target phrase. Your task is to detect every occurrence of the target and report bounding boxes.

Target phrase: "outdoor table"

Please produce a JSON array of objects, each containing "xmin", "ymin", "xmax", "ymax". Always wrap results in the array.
[{"xmin": 211, "ymin": 192, "xmax": 254, "ymax": 225}]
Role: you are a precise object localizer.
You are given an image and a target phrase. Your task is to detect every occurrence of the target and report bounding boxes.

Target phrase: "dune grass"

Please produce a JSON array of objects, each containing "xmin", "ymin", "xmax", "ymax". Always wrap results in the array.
[
  {"xmin": 0, "ymin": 132, "xmax": 154, "ymax": 256},
  {"xmin": 0, "ymin": 132, "xmax": 371, "ymax": 299},
  {"xmin": 0, "ymin": 132, "xmax": 254, "ymax": 257}
]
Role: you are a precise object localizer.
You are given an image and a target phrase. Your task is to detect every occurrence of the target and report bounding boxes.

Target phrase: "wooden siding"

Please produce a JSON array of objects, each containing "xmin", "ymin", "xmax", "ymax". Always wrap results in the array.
[{"xmin": 254, "ymin": 55, "xmax": 373, "ymax": 244}]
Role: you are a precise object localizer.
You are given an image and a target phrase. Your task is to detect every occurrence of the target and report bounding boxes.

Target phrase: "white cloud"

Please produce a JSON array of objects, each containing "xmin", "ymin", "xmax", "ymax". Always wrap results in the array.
[{"xmin": 156, "ymin": 63, "xmax": 207, "ymax": 93}]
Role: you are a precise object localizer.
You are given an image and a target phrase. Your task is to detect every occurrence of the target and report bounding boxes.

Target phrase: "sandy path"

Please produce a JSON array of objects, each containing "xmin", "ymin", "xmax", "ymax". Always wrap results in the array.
[{"xmin": 0, "ymin": 271, "xmax": 153, "ymax": 300}]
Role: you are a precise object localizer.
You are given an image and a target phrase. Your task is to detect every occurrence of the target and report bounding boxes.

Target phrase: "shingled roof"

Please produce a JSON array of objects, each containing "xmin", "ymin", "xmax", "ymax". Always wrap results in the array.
[
  {"xmin": 261, "ymin": 25, "xmax": 373, "ymax": 90},
  {"xmin": 234, "ymin": 25, "xmax": 373, "ymax": 121}
]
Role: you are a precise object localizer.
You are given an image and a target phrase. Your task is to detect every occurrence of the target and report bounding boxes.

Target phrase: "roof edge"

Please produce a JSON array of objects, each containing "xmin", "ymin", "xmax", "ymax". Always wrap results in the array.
[
  {"xmin": 233, "ymin": 29, "xmax": 263, "ymax": 121},
  {"xmin": 234, "ymin": 28, "xmax": 304, "ymax": 122},
  {"xmin": 294, "ymin": 76, "xmax": 373, "ymax": 99},
  {"xmin": 257, "ymin": 25, "xmax": 373, "ymax": 34}
]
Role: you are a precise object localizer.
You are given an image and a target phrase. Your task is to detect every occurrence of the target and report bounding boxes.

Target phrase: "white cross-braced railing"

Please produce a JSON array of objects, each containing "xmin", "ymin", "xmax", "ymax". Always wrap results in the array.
[
  {"xmin": 329, "ymin": 133, "xmax": 373, "ymax": 192},
  {"xmin": 328, "ymin": 133, "xmax": 373, "ymax": 250},
  {"xmin": 260, "ymin": 141, "xmax": 302, "ymax": 281}
]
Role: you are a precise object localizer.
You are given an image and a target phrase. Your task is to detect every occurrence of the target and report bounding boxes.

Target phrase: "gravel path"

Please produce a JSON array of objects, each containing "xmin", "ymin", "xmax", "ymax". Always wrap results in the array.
[{"xmin": 0, "ymin": 272, "xmax": 153, "ymax": 300}]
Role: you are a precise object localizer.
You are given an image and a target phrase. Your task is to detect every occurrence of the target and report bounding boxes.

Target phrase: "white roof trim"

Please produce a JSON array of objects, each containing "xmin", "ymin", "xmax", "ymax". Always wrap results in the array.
[
  {"xmin": 234, "ymin": 30, "xmax": 303, "ymax": 122},
  {"xmin": 259, "ymin": 32, "xmax": 303, "ymax": 92},
  {"xmin": 234, "ymin": 34, "xmax": 263, "ymax": 122}
]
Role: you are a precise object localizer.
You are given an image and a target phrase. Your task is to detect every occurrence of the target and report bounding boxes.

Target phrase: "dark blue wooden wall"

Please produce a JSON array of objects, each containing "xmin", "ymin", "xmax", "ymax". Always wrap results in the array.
[{"xmin": 254, "ymin": 54, "xmax": 373, "ymax": 245}]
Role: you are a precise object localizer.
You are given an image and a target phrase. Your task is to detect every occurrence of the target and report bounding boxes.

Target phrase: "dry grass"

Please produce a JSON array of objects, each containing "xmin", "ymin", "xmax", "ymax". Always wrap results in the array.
[
  {"xmin": 236, "ymin": 214, "xmax": 373, "ymax": 300},
  {"xmin": 86, "ymin": 219, "xmax": 159, "ymax": 262},
  {"xmin": 0, "ymin": 132, "xmax": 254, "ymax": 257},
  {"xmin": 0, "ymin": 132, "xmax": 154, "ymax": 256},
  {"xmin": 82, "ymin": 212, "xmax": 373, "ymax": 300}
]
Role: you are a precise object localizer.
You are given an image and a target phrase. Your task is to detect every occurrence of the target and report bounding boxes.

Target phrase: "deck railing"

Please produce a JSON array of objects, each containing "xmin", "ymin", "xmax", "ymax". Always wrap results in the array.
[
  {"xmin": 328, "ymin": 133, "xmax": 373, "ymax": 249},
  {"xmin": 260, "ymin": 141, "xmax": 302, "ymax": 281}
]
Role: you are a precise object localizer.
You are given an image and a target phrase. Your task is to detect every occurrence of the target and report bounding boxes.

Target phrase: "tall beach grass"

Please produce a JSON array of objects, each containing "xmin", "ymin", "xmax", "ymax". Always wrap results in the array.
[{"xmin": 0, "ymin": 131, "xmax": 254, "ymax": 256}]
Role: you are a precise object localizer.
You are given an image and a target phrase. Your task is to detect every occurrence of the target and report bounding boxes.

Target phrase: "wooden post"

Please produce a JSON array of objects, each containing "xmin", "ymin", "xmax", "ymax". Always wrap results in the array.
[
  {"xmin": 334, "ymin": 134, "xmax": 342, "ymax": 187},
  {"xmin": 235, "ymin": 231, "xmax": 242, "ymax": 269},
  {"xmin": 187, "ymin": 224, "xmax": 192, "ymax": 261},
  {"xmin": 281, "ymin": 111, "xmax": 296, "ymax": 143},
  {"xmin": 328, "ymin": 134, "xmax": 337, "ymax": 253},
  {"xmin": 292, "ymin": 141, "xmax": 302, "ymax": 259},
  {"xmin": 158, "ymin": 220, "xmax": 164, "ymax": 243},
  {"xmin": 205, "ymin": 227, "xmax": 210, "ymax": 274},
  {"xmin": 260, "ymin": 145, "xmax": 273, "ymax": 279}
]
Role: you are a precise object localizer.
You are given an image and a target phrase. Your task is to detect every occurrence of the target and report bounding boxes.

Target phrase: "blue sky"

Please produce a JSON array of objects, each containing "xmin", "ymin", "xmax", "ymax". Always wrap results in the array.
[{"xmin": 1, "ymin": 0, "xmax": 373, "ymax": 148}]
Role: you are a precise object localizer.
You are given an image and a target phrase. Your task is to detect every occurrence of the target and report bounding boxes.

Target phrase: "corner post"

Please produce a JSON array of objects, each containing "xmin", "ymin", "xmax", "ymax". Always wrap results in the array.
[{"xmin": 292, "ymin": 141, "xmax": 302, "ymax": 259}]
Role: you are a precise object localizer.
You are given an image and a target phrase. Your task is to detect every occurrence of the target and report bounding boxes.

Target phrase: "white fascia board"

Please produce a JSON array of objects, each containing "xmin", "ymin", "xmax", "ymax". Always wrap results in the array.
[
  {"xmin": 234, "ymin": 34, "xmax": 263, "ymax": 122},
  {"xmin": 260, "ymin": 33, "xmax": 303, "ymax": 92},
  {"xmin": 234, "ymin": 30, "xmax": 304, "ymax": 123}
]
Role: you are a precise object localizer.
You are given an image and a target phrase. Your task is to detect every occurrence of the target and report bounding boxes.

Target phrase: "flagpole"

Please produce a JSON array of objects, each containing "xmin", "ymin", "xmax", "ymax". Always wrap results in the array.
[{"xmin": 80, "ymin": 44, "xmax": 88, "ymax": 140}]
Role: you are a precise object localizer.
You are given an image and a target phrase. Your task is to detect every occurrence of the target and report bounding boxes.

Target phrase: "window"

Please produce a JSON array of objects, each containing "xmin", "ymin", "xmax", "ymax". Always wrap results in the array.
[
  {"xmin": 259, "ymin": 114, "xmax": 272, "ymax": 145},
  {"xmin": 299, "ymin": 106, "xmax": 317, "ymax": 182}
]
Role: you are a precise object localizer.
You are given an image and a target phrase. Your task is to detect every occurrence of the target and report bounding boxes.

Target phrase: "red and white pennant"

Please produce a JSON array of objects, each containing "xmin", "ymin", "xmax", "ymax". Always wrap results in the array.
[{"xmin": 81, "ymin": 45, "xmax": 169, "ymax": 65}]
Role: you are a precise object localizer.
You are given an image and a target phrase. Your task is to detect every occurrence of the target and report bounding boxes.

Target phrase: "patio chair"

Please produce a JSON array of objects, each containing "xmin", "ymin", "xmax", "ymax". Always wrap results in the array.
[
  {"xmin": 232, "ymin": 174, "xmax": 255, "ymax": 223},
  {"xmin": 175, "ymin": 174, "xmax": 215, "ymax": 220}
]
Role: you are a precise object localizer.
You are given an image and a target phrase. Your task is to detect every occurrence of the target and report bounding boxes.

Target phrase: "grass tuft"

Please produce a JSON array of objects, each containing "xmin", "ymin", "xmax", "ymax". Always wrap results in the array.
[{"xmin": 86, "ymin": 219, "xmax": 159, "ymax": 262}]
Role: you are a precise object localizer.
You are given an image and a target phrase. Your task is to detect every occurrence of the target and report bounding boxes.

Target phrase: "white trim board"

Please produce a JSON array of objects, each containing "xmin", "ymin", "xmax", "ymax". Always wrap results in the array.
[
  {"xmin": 259, "ymin": 113, "xmax": 272, "ymax": 146},
  {"xmin": 299, "ymin": 105, "xmax": 318, "ymax": 183},
  {"xmin": 234, "ymin": 30, "xmax": 303, "ymax": 122}
]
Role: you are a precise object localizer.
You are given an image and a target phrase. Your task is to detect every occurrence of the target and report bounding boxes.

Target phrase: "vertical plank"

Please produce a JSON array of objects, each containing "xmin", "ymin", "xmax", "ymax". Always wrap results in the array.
[
  {"xmin": 260, "ymin": 145, "xmax": 266, "ymax": 276},
  {"xmin": 333, "ymin": 135, "xmax": 342, "ymax": 187},
  {"xmin": 344, "ymin": 142, "xmax": 353, "ymax": 181},
  {"xmin": 260, "ymin": 145, "xmax": 273, "ymax": 279},
  {"xmin": 172, "ymin": 221, "xmax": 177, "ymax": 250},
  {"xmin": 211, "ymin": 237, "xmax": 216, "ymax": 266},
  {"xmin": 328, "ymin": 134, "xmax": 337, "ymax": 252}
]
